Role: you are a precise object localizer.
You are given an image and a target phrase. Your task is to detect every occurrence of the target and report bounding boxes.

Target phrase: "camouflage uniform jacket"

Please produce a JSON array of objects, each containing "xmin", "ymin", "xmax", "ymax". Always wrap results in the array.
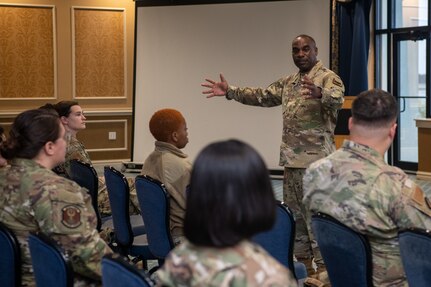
[
  {"xmin": 54, "ymin": 135, "xmax": 91, "ymax": 177},
  {"xmin": 141, "ymin": 141, "xmax": 191, "ymax": 243},
  {"xmin": 156, "ymin": 240, "xmax": 297, "ymax": 287},
  {"xmin": 302, "ymin": 140, "xmax": 431, "ymax": 287},
  {"xmin": 226, "ymin": 60, "xmax": 344, "ymax": 168},
  {"xmin": 0, "ymin": 158, "xmax": 112, "ymax": 286}
]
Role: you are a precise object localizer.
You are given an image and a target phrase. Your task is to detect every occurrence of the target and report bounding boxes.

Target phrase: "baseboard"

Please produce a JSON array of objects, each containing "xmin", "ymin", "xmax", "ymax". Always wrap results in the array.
[{"xmin": 417, "ymin": 171, "xmax": 431, "ymax": 180}]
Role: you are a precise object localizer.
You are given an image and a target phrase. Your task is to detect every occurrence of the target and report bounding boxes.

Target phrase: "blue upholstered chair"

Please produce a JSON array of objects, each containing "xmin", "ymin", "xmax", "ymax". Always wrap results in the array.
[
  {"xmin": 102, "ymin": 254, "xmax": 155, "ymax": 287},
  {"xmin": 69, "ymin": 159, "xmax": 104, "ymax": 230},
  {"xmin": 0, "ymin": 222, "xmax": 21, "ymax": 287},
  {"xmin": 104, "ymin": 166, "xmax": 153, "ymax": 266},
  {"xmin": 252, "ymin": 202, "xmax": 307, "ymax": 282},
  {"xmin": 311, "ymin": 212, "xmax": 373, "ymax": 287},
  {"xmin": 135, "ymin": 175, "xmax": 174, "ymax": 267},
  {"xmin": 399, "ymin": 228, "xmax": 431, "ymax": 287},
  {"xmin": 28, "ymin": 232, "xmax": 74, "ymax": 287}
]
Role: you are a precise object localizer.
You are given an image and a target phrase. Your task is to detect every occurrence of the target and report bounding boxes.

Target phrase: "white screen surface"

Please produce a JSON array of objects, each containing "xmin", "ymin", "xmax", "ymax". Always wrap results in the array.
[{"xmin": 134, "ymin": 0, "xmax": 330, "ymax": 169}]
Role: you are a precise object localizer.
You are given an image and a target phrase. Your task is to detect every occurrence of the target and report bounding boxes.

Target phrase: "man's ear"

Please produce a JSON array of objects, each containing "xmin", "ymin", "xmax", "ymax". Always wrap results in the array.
[
  {"xmin": 389, "ymin": 122, "xmax": 397, "ymax": 141},
  {"xmin": 60, "ymin": 116, "xmax": 68, "ymax": 125},
  {"xmin": 44, "ymin": 141, "xmax": 55, "ymax": 156},
  {"xmin": 348, "ymin": 117, "xmax": 353, "ymax": 131},
  {"xmin": 171, "ymin": 131, "xmax": 178, "ymax": 143},
  {"xmin": 315, "ymin": 46, "xmax": 318, "ymax": 56}
]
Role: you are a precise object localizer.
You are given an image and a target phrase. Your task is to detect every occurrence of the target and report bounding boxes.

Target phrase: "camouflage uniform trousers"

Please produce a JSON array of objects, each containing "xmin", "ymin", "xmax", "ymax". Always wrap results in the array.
[{"xmin": 283, "ymin": 167, "xmax": 324, "ymax": 274}]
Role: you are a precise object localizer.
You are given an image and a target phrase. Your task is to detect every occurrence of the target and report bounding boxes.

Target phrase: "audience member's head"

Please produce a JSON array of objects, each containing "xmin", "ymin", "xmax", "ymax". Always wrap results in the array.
[
  {"xmin": 351, "ymin": 89, "xmax": 398, "ymax": 128},
  {"xmin": 149, "ymin": 108, "xmax": 188, "ymax": 149},
  {"xmin": 0, "ymin": 125, "xmax": 7, "ymax": 167},
  {"xmin": 349, "ymin": 89, "xmax": 398, "ymax": 154},
  {"xmin": 54, "ymin": 101, "xmax": 86, "ymax": 134},
  {"xmin": 39, "ymin": 103, "xmax": 59, "ymax": 116},
  {"xmin": 184, "ymin": 139, "xmax": 276, "ymax": 247},
  {"xmin": 0, "ymin": 109, "xmax": 66, "ymax": 169}
]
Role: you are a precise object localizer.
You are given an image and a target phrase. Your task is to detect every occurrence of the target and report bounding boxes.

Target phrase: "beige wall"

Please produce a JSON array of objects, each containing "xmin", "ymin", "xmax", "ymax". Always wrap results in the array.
[{"xmin": 0, "ymin": 0, "xmax": 135, "ymax": 161}]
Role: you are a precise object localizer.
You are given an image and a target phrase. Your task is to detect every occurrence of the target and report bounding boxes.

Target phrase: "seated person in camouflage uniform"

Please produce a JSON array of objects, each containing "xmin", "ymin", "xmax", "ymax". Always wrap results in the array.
[
  {"xmin": 0, "ymin": 125, "xmax": 7, "ymax": 168},
  {"xmin": 0, "ymin": 109, "xmax": 112, "ymax": 286},
  {"xmin": 156, "ymin": 139, "xmax": 298, "ymax": 287},
  {"xmin": 303, "ymin": 89, "xmax": 431, "ymax": 286},
  {"xmin": 53, "ymin": 101, "xmax": 140, "ymax": 217},
  {"xmin": 141, "ymin": 108, "xmax": 192, "ymax": 245}
]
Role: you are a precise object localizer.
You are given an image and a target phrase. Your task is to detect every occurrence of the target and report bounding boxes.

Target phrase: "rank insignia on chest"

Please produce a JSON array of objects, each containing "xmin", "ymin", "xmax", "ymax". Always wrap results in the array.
[{"xmin": 61, "ymin": 205, "xmax": 82, "ymax": 228}]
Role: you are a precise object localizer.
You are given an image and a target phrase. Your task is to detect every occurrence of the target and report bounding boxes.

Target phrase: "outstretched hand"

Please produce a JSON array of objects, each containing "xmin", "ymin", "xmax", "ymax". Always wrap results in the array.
[
  {"xmin": 301, "ymin": 76, "xmax": 322, "ymax": 99},
  {"xmin": 201, "ymin": 74, "xmax": 229, "ymax": 98}
]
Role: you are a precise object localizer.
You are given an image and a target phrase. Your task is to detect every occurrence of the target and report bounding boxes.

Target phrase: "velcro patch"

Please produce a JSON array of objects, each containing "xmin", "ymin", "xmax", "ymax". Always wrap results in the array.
[
  {"xmin": 332, "ymin": 78, "xmax": 343, "ymax": 87},
  {"xmin": 410, "ymin": 186, "xmax": 431, "ymax": 217},
  {"xmin": 61, "ymin": 205, "xmax": 82, "ymax": 229}
]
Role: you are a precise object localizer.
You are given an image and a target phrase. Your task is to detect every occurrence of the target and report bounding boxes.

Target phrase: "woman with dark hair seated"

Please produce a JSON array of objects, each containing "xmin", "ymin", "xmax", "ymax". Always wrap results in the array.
[
  {"xmin": 156, "ymin": 139, "xmax": 297, "ymax": 286},
  {"xmin": 0, "ymin": 109, "xmax": 112, "ymax": 286}
]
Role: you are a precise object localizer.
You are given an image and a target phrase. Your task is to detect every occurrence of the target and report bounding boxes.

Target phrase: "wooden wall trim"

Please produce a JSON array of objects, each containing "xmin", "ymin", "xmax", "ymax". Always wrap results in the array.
[{"xmin": 0, "ymin": 109, "xmax": 132, "ymax": 118}]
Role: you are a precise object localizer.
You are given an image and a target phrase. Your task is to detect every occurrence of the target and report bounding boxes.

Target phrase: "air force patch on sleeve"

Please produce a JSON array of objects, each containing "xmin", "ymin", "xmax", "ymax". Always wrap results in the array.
[{"xmin": 61, "ymin": 205, "xmax": 82, "ymax": 228}]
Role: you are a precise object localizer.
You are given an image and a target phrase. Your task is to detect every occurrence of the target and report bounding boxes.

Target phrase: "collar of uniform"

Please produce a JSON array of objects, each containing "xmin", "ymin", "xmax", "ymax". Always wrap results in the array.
[
  {"xmin": 11, "ymin": 158, "xmax": 44, "ymax": 169},
  {"xmin": 154, "ymin": 141, "xmax": 188, "ymax": 158},
  {"xmin": 291, "ymin": 60, "xmax": 323, "ymax": 85},
  {"xmin": 341, "ymin": 140, "xmax": 386, "ymax": 165}
]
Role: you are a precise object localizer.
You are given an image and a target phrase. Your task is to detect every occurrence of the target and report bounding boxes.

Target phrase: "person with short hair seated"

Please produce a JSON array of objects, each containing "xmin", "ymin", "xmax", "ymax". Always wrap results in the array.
[{"xmin": 141, "ymin": 108, "xmax": 192, "ymax": 245}]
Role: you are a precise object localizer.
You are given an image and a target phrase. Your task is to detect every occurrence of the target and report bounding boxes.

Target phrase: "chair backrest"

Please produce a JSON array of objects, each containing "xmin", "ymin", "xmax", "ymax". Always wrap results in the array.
[
  {"xmin": 69, "ymin": 159, "xmax": 101, "ymax": 230},
  {"xmin": 102, "ymin": 254, "xmax": 155, "ymax": 287},
  {"xmin": 252, "ymin": 202, "xmax": 296, "ymax": 274},
  {"xmin": 399, "ymin": 228, "xmax": 431, "ymax": 287},
  {"xmin": 0, "ymin": 222, "xmax": 21, "ymax": 287},
  {"xmin": 104, "ymin": 166, "xmax": 134, "ymax": 249},
  {"xmin": 311, "ymin": 213, "xmax": 373, "ymax": 287},
  {"xmin": 28, "ymin": 232, "xmax": 74, "ymax": 287},
  {"xmin": 135, "ymin": 175, "xmax": 174, "ymax": 259}
]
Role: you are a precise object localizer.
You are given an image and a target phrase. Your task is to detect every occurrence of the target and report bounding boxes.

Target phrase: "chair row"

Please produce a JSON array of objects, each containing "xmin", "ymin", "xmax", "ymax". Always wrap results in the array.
[
  {"xmin": 312, "ymin": 213, "xmax": 431, "ymax": 287},
  {"xmin": 0, "ymin": 225, "xmax": 155, "ymax": 287},
  {"xmin": 63, "ymin": 162, "xmax": 309, "ymax": 282}
]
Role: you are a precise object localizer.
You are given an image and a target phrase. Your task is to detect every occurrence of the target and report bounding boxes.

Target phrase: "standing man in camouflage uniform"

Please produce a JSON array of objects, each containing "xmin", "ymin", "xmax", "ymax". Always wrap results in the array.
[
  {"xmin": 303, "ymin": 89, "xmax": 431, "ymax": 286},
  {"xmin": 202, "ymin": 34, "xmax": 344, "ymax": 277},
  {"xmin": 0, "ymin": 109, "xmax": 112, "ymax": 286}
]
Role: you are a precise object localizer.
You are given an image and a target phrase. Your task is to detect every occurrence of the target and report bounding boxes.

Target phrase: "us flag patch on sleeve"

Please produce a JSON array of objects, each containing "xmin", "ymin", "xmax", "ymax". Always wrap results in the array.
[{"xmin": 61, "ymin": 205, "xmax": 82, "ymax": 228}]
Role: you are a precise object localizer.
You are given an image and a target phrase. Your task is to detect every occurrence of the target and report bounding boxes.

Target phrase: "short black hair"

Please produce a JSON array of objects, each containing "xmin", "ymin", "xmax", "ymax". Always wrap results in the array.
[
  {"xmin": 352, "ymin": 89, "xmax": 398, "ymax": 128},
  {"xmin": 294, "ymin": 34, "xmax": 316, "ymax": 46},
  {"xmin": 54, "ymin": 101, "xmax": 79, "ymax": 117},
  {"xmin": 184, "ymin": 139, "xmax": 276, "ymax": 247},
  {"xmin": 0, "ymin": 109, "xmax": 61, "ymax": 160}
]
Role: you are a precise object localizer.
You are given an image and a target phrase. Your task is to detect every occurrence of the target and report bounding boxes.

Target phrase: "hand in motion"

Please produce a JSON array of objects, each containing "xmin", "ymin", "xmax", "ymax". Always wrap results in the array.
[
  {"xmin": 301, "ymin": 76, "xmax": 322, "ymax": 99},
  {"xmin": 202, "ymin": 74, "xmax": 229, "ymax": 98}
]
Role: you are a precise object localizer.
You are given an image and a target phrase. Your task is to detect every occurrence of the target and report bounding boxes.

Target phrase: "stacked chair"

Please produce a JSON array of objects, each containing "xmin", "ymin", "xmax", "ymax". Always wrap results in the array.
[
  {"xmin": 102, "ymin": 254, "xmax": 155, "ymax": 287},
  {"xmin": 252, "ymin": 202, "xmax": 307, "ymax": 284},
  {"xmin": 399, "ymin": 228, "xmax": 431, "ymax": 287},
  {"xmin": 311, "ymin": 212, "xmax": 373, "ymax": 287},
  {"xmin": 0, "ymin": 223, "xmax": 21, "ymax": 287},
  {"xmin": 104, "ymin": 166, "xmax": 151, "ymax": 267},
  {"xmin": 135, "ymin": 175, "xmax": 175, "ymax": 271},
  {"xmin": 28, "ymin": 232, "xmax": 74, "ymax": 287}
]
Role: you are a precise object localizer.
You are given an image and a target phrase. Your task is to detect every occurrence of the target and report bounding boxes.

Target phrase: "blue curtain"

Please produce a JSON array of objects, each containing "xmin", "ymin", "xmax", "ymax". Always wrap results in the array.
[{"xmin": 338, "ymin": 0, "xmax": 372, "ymax": 96}]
